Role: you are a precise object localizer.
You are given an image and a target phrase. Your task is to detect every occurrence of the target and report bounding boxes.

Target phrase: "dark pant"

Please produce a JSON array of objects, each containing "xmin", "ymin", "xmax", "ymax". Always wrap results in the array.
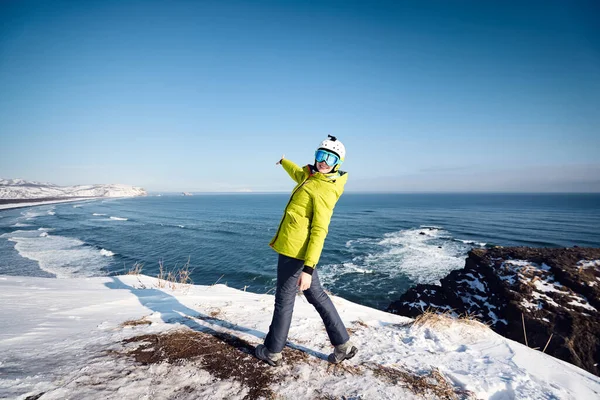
[{"xmin": 264, "ymin": 253, "xmax": 350, "ymax": 353}]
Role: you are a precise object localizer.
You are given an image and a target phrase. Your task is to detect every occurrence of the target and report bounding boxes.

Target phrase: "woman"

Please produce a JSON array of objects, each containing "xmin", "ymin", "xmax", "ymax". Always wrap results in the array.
[{"xmin": 255, "ymin": 135, "xmax": 358, "ymax": 366}]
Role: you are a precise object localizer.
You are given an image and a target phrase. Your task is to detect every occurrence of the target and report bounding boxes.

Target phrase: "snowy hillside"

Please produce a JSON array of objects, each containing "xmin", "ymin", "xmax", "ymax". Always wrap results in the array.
[
  {"xmin": 1, "ymin": 275, "xmax": 599, "ymax": 400},
  {"xmin": 0, "ymin": 178, "xmax": 146, "ymax": 199}
]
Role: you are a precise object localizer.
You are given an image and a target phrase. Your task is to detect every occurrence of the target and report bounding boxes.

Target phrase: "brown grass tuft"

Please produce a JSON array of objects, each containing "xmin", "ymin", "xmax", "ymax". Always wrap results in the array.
[
  {"xmin": 412, "ymin": 310, "xmax": 487, "ymax": 330},
  {"xmin": 354, "ymin": 319, "xmax": 369, "ymax": 328},
  {"xmin": 127, "ymin": 262, "xmax": 143, "ymax": 275},
  {"xmin": 157, "ymin": 257, "xmax": 194, "ymax": 290},
  {"xmin": 122, "ymin": 329, "xmax": 275, "ymax": 400},
  {"xmin": 120, "ymin": 317, "xmax": 151, "ymax": 327},
  {"xmin": 370, "ymin": 363, "xmax": 476, "ymax": 399}
]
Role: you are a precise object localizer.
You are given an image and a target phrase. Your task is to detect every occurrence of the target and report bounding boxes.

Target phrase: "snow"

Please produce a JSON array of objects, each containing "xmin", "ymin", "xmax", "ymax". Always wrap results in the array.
[
  {"xmin": 578, "ymin": 260, "xmax": 600, "ymax": 269},
  {"xmin": 568, "ymin": 297, "xmax": 598, "ymax": 312},
  {"xmin": 1, "ymin": 275, "xmax": 599, "ymax": 400},
  {"xmin": 500, "ymin": 259, "xmax": 598, "ymax": 315},
  {"xmin": 457, "ymin": 273, "xmax": 487, "ymax": 293},
  {"xmin": 0, "ymin": 178, "xmax": 146, "ymax": 202},
  {"xmin": 533, "ymin": 279, "xmax": 563, "ymax": 293}
]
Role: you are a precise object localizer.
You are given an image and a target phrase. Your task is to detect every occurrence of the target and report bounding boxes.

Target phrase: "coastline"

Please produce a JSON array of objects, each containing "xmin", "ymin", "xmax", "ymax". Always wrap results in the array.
[{"xmin": 0, "ymin": 197, "xmax": 102, "ymax": 211}]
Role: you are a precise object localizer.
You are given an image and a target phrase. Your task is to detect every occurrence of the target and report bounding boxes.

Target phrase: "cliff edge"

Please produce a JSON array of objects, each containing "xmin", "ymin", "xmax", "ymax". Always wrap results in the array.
[{"xmin": 387, "ymin": 246, "xmax": 600, "ymax": 376}]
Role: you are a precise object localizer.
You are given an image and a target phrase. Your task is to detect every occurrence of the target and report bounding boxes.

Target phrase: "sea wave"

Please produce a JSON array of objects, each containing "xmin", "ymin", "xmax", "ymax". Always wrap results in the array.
[
  {"xmin": 322, "ymin": 227, "xmax": 472, "ymax": 291},
  {"xmin": 92, "ymin": 213, "xmax": 106, "ymax": 216},
  {"xmin": 100, "ymin": 248, "xmax": 115, "ymax": 257},
  {"xmin": 455, "ymin": 238, "xmax": 488, "ymax": 247},
  {"xmin": 1, "ymin": 230, "xmax": 112, "ymax": 278},
  {"xmin": 109, "ymin": 216, "xmax": 128, "ymax": 221},
  {"xmin": 22, "ymin": 210, "xmax": 49, "ymax": 220}
]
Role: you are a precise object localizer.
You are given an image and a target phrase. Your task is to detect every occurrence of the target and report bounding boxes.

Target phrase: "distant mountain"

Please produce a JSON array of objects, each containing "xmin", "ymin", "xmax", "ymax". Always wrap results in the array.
[{"xmin": 0, "ymin": 178, "xmax": 147, "ymax": 199}]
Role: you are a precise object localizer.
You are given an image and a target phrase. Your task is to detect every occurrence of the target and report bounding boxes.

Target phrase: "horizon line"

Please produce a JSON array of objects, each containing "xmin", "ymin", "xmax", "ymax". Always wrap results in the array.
[{"xmin": 145, "ymin": 191, "xmax": 600, "ymax": 195}]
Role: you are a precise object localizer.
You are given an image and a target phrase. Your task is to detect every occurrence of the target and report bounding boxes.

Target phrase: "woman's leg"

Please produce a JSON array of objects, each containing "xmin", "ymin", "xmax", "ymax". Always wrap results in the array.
[
  {"xmin": 303, "ymin": 270, "xmax": 350, "ymax": 346},
  {"xmin": 263, "ymin": 254, "xmax": 304, "ymax": 353}
]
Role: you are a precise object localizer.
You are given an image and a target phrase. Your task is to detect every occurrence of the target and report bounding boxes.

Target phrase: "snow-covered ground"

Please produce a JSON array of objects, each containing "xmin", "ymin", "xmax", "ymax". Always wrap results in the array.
[
  {"xmin": 1, "ymin": 275, "xmax": 599, "ymax": 400},
  {"xmin": 0, "ymin": 178, "xmax": 146, "ymax": 200}
]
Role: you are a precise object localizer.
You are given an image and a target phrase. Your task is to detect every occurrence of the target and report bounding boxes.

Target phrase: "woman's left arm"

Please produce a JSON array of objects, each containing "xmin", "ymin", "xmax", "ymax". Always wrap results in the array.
[{"xmin": 303, "ymin": 191, "xmax": 336, "ymax": 270}]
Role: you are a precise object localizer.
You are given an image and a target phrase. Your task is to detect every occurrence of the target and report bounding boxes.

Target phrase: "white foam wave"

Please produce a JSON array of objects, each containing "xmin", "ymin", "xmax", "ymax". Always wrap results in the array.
[
  {"xmin": 47, "ymin": 210, "xmax": 55, "ymax": 215},
  {"xmin": 21, "ymin": 210, "xmax": 47, "ymax": 220},
  {"xmin": 456, "ymin": 239, "xmax": 487, "ymax": 247},
  {"xmin": 178, "ymin": 225, "xmax": 185, "ymax": 228},
  {"xmin": 73, "ymin": 205, "xmax": 81, "ymax": 208},
  {"xmin": 345, "ymin": 237, "xmax": 372, "ymax": 248},
  {"xmin": 92, "ymin": 213, "xmax": 106, "ymax": 216},
  {"xmin": 100, "ymin": 249, "xmax": 115, "ymax": 257},
  {"xmin": 38, "ymin": 227, "xmax": 53, "ymax": 231},
  {"xmin": 2, "ymin": 230, "xmax": 112, "ymax": 278},
  {"xmin": 323, "ymin": 227, "xmax": 471, "ymax": 288},
  {"xmin": 109, "ymin": 216, "xmax": 128, "ymax": 221},
  {"xmin": 341, "ymin": 262, "xmax": 374, "ymax": 274},
  {"xmin": 11, "ymin": 223, "xmax": 31, "ymax": 227}
]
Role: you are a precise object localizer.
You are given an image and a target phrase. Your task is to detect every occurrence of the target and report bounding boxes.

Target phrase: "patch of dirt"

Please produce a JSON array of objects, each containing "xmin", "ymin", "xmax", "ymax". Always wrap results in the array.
[
  {"xmin": 121, "ymin": 329, "xmax": 275, "ymax": 400},
  {"xmin": 281, "ymin": 346, "xmax": 310, "ymax": 364}
]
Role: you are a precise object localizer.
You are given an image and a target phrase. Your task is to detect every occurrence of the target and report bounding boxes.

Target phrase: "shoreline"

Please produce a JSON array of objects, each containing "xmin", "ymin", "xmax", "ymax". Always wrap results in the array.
[{"xmin": 0, "ymin": 197, "xmax": 102, "ymax": 211}]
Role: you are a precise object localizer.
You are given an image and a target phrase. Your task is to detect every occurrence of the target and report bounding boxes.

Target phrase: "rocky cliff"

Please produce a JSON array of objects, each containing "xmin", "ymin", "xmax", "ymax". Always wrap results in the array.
[{"xmin": 387, "ymin": 247, "xmax": 600, "ymax": 376}]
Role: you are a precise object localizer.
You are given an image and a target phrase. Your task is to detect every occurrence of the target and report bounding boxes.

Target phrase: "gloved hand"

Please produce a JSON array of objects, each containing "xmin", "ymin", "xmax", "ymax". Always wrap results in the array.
[{"xmin": 275, "ymin": 154, "xmax": 285, "ymax": 165}]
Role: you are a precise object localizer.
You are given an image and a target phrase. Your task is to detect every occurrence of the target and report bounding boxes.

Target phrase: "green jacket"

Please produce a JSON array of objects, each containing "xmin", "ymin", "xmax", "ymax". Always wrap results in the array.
[{"xmin": 269, "ymin": 159, "xmax": 348, "ymax": 269}]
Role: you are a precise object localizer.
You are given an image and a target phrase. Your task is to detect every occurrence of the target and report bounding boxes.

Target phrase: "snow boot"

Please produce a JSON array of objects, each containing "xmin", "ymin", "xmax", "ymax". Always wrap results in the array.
[
  {"xmin": 328, "ymin": 341, "xmax": 358, "ymax": 364},
  {"xmin": 255, "ymin": 344, "xmax": 282, "ymax": 367}
]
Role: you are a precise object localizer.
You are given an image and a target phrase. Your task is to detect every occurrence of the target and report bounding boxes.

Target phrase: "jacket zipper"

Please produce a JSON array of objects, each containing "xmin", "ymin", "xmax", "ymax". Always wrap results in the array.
[{"xmin": 270, "ymin": 175, "xmax": 312, "ymax": 247}]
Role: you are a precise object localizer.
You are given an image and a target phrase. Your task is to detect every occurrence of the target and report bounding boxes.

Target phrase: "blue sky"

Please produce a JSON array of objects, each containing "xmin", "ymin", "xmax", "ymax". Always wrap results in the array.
[{"xmin": 1, "ymin": 0, "xmax": 599, "ymax": 192}]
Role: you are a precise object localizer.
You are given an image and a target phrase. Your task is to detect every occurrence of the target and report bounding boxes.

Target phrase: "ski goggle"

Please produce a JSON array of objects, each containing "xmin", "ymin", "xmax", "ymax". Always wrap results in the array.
[{"xmin": 315, "ymin": 149, "xmax": 341, "ymax": 167}]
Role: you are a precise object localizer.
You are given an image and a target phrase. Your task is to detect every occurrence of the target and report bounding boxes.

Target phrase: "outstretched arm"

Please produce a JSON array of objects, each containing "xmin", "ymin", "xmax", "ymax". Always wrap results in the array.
[{"xmin": 278, "ymin": 157, "xmax": 309, "ymax": 184}]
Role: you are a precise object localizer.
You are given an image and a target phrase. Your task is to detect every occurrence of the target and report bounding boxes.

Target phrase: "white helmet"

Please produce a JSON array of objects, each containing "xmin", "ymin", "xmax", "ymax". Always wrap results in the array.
[{"xmin": 317, "ymin": 135, "xmax": 346, "ymax": 162}]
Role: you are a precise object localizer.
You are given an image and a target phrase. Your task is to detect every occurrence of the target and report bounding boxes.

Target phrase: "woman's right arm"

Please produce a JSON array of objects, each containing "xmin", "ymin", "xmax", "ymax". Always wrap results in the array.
[{"xmin": 279, "ymin": 158, "xmax": 309, "ymax": 184}]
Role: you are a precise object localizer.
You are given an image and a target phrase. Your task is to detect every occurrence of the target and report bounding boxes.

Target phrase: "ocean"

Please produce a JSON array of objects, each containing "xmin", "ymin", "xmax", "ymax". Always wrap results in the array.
[{"xmin": 1, "ymin": 193, "xmax": 599, "ymax": 310}]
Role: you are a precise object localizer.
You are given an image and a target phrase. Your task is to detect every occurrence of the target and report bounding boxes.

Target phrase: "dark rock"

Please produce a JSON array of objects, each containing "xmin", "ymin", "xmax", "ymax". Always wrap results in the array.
[{"xmin": 387, "ymin": 247, "xmax": 600, "ymax": 376}]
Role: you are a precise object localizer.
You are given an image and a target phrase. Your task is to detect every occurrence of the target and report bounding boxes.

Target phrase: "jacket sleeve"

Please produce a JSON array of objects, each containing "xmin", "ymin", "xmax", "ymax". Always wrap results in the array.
[
  {"xmin": 303, "ymin": 191, "xmax": 337, "ymax": 268},
  {"xmin": 281, "ymin": 159, "xmax": 309, "ymax": 184}
]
